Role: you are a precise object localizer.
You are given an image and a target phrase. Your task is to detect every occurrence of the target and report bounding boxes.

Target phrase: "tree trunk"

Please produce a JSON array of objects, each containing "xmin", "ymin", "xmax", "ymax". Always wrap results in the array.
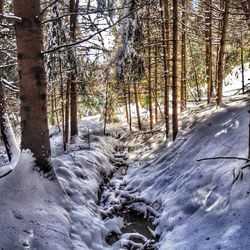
[
  {"xmin": 124, "ymin": 86, "xmax": 129, "ymax": 124},
  {"xmin": 172, "ymin": 0, "xmax": 179, "ymax": 140},
  {"xmin": 181, "ymin": 0, "xmax": 187, "ymax": 112},
  {"xmin": 0, "ymin": 0, "xmax": 3, "ymax": 16},
  {"xmin": 128, "ymin": 84, "xmax": 132, "ymax": 131},
  {"xmin": 205, "ymin": 0, "xmax": 213, "ymax": 103},
  {"xmin": 103, "ymin": 81, "xmax": 109, "ymax": 135},
  {"xmin": 69, "ymin": 0, "xmax": 79, "ymax": 140},
  {"xmin": 161, "ymin": 0, "xmax": 170, "ymax": 138},
  {"xmin": 240, "ymin": 34, "xmax": 245, "ymax": 93},
  {"xmin": 0, "ymin": 0, "xmax": 12, "ymax": 161},
  {"xmin": 216, "ymin": 0, "xmax": 230, "ymax": 107},
  {"xmin": 51, "ymin": 87, "xmax": 55, "ymax": 126},
  {"xmin": 154, "ymin": 40, "xmax": 158, "ymax": 123},
  {"xmin": 147, "ymin": 10, "xmax": 153, "ymax": 130},
  {"xmin": 0, "ymin": 82, "xmax": 12, "ymax": 161},
  {"xmin": 134, "ymin": 82, "xmax": 142, "ymax": 130},
  {"xmin": 189, "ymin": 40, "xmax": 201, "ymax": 101},
  {"xmin": 14, "ymin": 0, "xmax": 51, "ymax": 171},
  {"xmin": 64, "ymin": 75, "xmax": 70, "ymax": 149}
]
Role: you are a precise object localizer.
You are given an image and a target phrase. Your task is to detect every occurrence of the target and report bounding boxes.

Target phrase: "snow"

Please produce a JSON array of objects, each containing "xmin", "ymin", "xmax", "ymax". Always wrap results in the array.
[
  {"xmin": 0, "ymin": 113, "xmax": 20, "ymax": 177},
  {"xmin": 0, "ymin": 118, "xmax": 121, "ymax": 249},
  {"xmin": 223, "ymin": 63, "xmax": 250, "ymax": 96},
  {"xmin": 0, "ymin": 65, "xmax": 250, "ymax": 249},
  {"xmin": 121, "ymin": 94, "xmax": 250, "ymax": 250}
]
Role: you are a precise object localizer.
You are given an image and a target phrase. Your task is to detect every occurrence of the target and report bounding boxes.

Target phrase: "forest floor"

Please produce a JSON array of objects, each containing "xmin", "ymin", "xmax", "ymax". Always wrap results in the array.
[
  {"xmin": 0, "ymin": 77, "xmax": 250, "ymax": 249},
  {"xmin": 0, "ymin": 92, "xmax": 249, "ymax": 250}
]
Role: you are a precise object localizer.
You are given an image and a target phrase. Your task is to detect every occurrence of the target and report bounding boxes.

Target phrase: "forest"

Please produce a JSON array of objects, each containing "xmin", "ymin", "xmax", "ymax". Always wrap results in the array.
[{"xmin": 0, "ymin": 0, "xmax": 249, "ymax": 249}]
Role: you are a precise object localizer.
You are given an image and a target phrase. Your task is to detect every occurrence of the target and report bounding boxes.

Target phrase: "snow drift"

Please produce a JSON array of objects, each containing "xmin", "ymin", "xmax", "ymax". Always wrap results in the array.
[{"xmin": 123, "ymin": 95, "xmax": 250, "ymax": 250}]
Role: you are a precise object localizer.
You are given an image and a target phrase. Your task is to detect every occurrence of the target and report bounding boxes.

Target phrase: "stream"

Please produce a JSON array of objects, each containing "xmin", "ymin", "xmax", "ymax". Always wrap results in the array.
[{"xmin": 98, "ymin": 144, "xmax": 159, "ymax": 250}]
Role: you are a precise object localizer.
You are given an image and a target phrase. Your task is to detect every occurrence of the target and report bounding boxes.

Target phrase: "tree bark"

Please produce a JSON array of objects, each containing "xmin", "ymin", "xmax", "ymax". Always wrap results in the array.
[
  {"xmin": 124, "ymin": 85, "xmax": 129, "ymax": 124},
  {"xmin": 181, "ymin": 0, "xmax": 187, "ymax": 112},
  {"xmin": 240, "ymin": 35, "xmax": 245, "ymax": 93},
  {"xmin": 14, "ymin": 0, "xmax": 51, "ymax": 171},
  {"xmin": 0, "ymin": 0, "xmax": 12, "ymax": 161},
  {"xmin": 134, "ymin": 82, "xmax": 142, "ymax": 130},
  {"xmin": 128, "ymin": 83, "xmax": 132, "ymax": 131},
  {"xmin": 172, "ymin": 0, "xmax": 179, "ymax": 140},
  {"xmin": 64, "ymin": 75, "xmax": 70, "ymax": 149},
  {"xmin": 0, "ymin": 82, "xmax": 12, "ymax": 161},
  {"xmin": 161, "ymin": 0, "xmax": 170, "ymax": 138},
  {"xmin": 154, "ymin": 40, "xmax": 158, "ymax": 123},
  {"xmin": 147, "ymin": 10, "xmax": 153, "ymax": 130},
  {"xmin": 205, "ymin": 0, "xmax": 213, "ymax": 103},
  {"xmin": 216, "ymin": 0, "xmax": 230, "ymax": 107},
  {"xmin": 69, "ymin": 0, "xmax": 79, "ymax": 140}
]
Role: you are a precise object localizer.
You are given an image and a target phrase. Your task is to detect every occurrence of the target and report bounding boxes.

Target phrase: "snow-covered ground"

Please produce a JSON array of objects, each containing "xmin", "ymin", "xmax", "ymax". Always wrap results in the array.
[
  {"xmin": 0, "ymin": 124, "xmax": 120, "ymax": 249},
  {"xmin": 224, "ymin": 63, "xmax": 250, "ymax": 96},
  {"xmin": 121, "ymin": 94, "xmax": 250, "ymax": 250},
  {"xmin": 0, "ymin": 65, "xmax": 249, "ymax": 249}
]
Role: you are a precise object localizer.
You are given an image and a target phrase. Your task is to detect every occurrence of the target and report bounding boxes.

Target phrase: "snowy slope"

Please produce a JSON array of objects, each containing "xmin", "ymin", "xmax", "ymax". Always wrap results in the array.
[
  {"xmin": 0, "ymin": 129, "xmax": 119, "ymax": 249},
  {"xmin": 122, "ymin": 94, "xmax": 250, "ymax": 250},
  {"xmin": 223, "ymin": 63, "xmax": 250, "ymax": 96}
]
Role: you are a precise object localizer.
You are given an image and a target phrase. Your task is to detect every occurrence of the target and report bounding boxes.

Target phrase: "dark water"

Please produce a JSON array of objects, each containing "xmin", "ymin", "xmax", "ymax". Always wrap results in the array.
[{"xmin": 99, "ymin": 146, "xmax": 159, "ymax": 249}]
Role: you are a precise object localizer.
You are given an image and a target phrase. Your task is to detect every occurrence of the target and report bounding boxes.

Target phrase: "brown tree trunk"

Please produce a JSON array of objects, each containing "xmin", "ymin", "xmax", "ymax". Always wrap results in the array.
[
  {"xmin": 128, "ymin": 84, "xmax": 132, "ymax": 131},
  {"xmin": 147, "ymin": 11, "xmax": 153, "ymax": 130},
  {"xmin": 59, "ymin": 58, "xmax": 65, "ymax": 148},
  {"xmin": 69, "ymin": 0, "xmax": 79, "ymax": 140},
  {"xmin": 205, "ymin": 0, "xmax": 213, "ymax": 103},
  {"xmin": 103, "ymin": 81, "xmax": 109, "ymax": 135},
  {"xmin": 51, "ymin": 87, "xmax": 55, "ymax": 126},
  {"xmin": 189, "ymin": 40, "xmax": 201, "ymax": 101},
  {"xmin": 124, "ymin": 86, "xmax": 129, "ymax": 124},
  {"xmin": 0, "ymin": 0, "xmax": 3, "ymax": 16},
  {"xmin": 134, "ymin": 82, "xmax": 142, "ymax": 130},
  {"xmin": 14, "ymin": 0, "xmax": 51, "ymax": 171},
  {"xmin": 216, "ymin": 0, "xmax": 230, "ymax": 107},
  {"xmin": 161, "ymin": 0, "xmax": 170, "ymax": 138},
  {"xmin": 215, "ymin": 0, "xmax": 224, "ymax": 92},
  {"xmin": 180, "ymin": 0, "xmax": 187, "ymax": 112},
  {"xmin": 70, "ymin": 72, "xmax": 78, "ymax": 140},
  {"xmin": 154, "ymin": 40, "xmax": 158, "ymax": 123},
  {"xmin": 240, "ymin": 35, "xmax": 245, "ymax": 93},
  {"xmin": 64, "ymin": 75, "xmax": 70, "ymax": 149},
  {"xmin": 172, "ymin": 0, "xmax": 179, "ymax": 140}
]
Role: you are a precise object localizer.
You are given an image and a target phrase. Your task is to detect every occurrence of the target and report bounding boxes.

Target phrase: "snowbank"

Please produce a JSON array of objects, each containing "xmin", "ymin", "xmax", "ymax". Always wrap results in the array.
[
  {"xmin": 123, "ymin": 96, "xmax": 250, "ymax": 250},
  {"xmin": 52, "ymin": 135, "xmax": 118, "ymax": 249},
  {"xmin": 224, "ymin": 63, "xmax": 250, "ymax": 96},
  {"xmin": 0, "ymin": 150, "xmax": 72, "ymax": 249},
  {"xmin": 0, "ymin": 121, "xmax": 119, "ymax": 249}
]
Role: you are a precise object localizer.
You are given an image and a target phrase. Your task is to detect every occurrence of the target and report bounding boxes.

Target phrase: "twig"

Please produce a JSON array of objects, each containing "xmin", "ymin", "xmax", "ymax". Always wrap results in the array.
[
  {"xmin": 197, "ymin": 156, "xmax": 250, "ymax": 162},
  {"xmin": 0, "ymin": 14, "xmax": 21, "ymax": 22},
  {"xmin": 241, "ymin": 163, "xmax": 250, "ymax": 169}
]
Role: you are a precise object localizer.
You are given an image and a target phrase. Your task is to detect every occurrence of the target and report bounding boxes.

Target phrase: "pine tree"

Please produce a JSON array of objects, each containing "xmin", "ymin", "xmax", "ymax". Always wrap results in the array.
[{"xmin": 14, "ymin": 0, "xmax": 51, "ymax": 172}]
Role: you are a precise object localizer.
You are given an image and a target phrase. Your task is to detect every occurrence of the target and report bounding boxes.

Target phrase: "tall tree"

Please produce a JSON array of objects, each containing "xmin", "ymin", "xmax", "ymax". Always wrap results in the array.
[
  {"xmin": 161, "ymin": 0, "xmax": 170, "ymax": 138},
  {"xmin": 69, "ymin": 0, "xmax": 79, "ymax": 142},
  {"xmin": 180, "ymin": 0, "xmax": 187, "ymax": 111},
  {"xmin": 205, "ymin": 0, "xmax": 213, "ymax": 103},
  {"xmin": 216, "ymin": 0, "xmax": 230, "ymax": 106},
  {"xmin": 147, "ymin": 8, "xmax": 153, "ymax": 130},
  {"xmin": 14, "ymin": 0, "xmax": 51, "ymax": 172},
  {"xmin": 172, "ymin": 0, "xmax": 179, "ymax": 140}
]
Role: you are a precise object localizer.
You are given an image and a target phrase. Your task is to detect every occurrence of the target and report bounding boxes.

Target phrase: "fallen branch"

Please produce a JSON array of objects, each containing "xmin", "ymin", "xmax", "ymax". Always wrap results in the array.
[
  {"xmin": 241, "ymin": 163, "xmax": 250, "ymax": 169},
  {"xmin": 197, "ymin": 156, "xmax": 250, "ymax": 162},
  {"xmin": 0, "ymin": 169, "xmax": 12, "ymax": 179},
  {"xmin": 0, "ymin": 14, "xmax": 21, "ymax": 22}
]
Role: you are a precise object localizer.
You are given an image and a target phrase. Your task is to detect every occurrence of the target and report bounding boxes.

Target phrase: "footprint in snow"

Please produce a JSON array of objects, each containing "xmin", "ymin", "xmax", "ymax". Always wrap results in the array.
[{"xmin": 12, "ymin": 210, "xmax": 24, "ymax": 220}]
